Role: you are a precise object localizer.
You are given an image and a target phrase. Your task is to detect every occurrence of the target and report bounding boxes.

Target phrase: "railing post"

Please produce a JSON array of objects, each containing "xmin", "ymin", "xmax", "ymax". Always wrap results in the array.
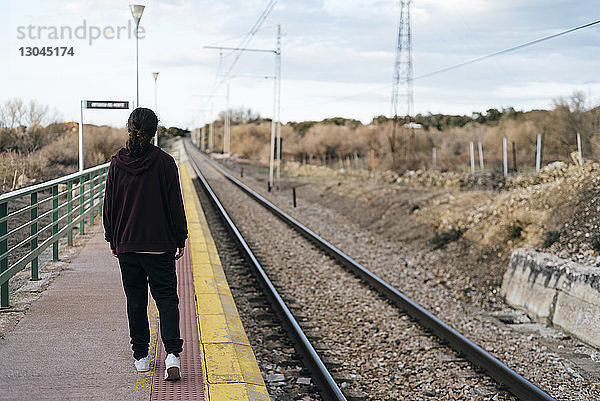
[
  {"xmin": 52, "ymin": 184, "xmax": 59, "ymax": 261},
  {"xmin": 30, "ymin": 192, "xmax": 39, "ymax": 281},
  {"xmin": 0, "ymin": 201, "xmax": 8, "ymax": 308},
  {"xmin": 67, "ymin": 180, "xmax": 73, "ymax": 246},
  {"xmin": 79, "ymin": 176, "xmax": 85, "ymax": 234},
  {"xmin": 89, "ymin": 171, "xmax": 96, "ymax": 225},
  {"xmin": 98, "ymin": 168, "xmax": 106, "ymax": 217}
]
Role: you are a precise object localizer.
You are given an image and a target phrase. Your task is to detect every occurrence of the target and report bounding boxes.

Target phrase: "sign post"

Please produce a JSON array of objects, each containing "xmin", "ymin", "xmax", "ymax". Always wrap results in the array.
[
  {"xmin": 79, "ymin": 100, "xmax": 130, "ymax": 172},
  {"xmin": 79, "ymin": 101, "xmax": 84, "ymax": 172}
]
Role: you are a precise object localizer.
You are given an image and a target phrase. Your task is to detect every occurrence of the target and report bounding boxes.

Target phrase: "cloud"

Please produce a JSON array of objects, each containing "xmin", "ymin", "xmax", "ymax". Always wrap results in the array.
[{"xmin": 3, "ymin": 0, "xmax": 600, "ymax": 127}]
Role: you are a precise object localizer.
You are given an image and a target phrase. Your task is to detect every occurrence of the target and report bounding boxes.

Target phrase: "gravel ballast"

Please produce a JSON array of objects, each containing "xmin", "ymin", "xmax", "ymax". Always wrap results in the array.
[
  {"xmin": 189, "ymin": 147, "xmax": 517, "ymax": 400},
  {"xmin": 186, "ymin": 143, "xmax": 600, "ymax": 401}
]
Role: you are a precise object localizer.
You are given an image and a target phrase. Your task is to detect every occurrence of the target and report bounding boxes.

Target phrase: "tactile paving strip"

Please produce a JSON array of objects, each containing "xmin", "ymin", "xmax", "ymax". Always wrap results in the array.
[{"xmin": 151, "ymin": 239, "xmax": 205, "ymax": 400}]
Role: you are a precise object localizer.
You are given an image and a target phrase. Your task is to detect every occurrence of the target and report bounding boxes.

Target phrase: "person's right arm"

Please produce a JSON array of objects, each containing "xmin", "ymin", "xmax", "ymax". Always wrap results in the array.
[
  {"xmin": 167, "ymin": 157, "xmax": 188, "ymax": 259},
  {"xmin": 102, "ymin": 163, "xmax": 116, "ymax": 255}
]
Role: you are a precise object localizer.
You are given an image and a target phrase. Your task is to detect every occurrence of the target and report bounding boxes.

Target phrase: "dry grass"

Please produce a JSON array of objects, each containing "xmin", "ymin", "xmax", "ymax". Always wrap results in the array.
[
  {"xmin": 0, "ymin": 124, "xmax": 127, "ymax": 193},
  {"xmin": 219, "ymin": 95, "xmax": 600, "ymax": 175}
]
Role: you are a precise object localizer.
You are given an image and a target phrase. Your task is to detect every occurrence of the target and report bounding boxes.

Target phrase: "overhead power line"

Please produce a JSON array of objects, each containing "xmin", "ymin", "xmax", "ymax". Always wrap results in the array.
[
  {"xmin": 205, "ymin": 24, "xmax": 278, "ymax": 48},
  {"xmin": 203, "ymin": 0, "xmax": 278, "ymax": 111},
  {"xmin": 222, "ymin": 0, "xmax": 278, "ymax": 80},
  {"xmin": 291, "ymin": 18, "xmax": 600, "ymax": 111},
  {"xmin": 413, "ymin": 18, "xmax": 600, "ymax": 81}
]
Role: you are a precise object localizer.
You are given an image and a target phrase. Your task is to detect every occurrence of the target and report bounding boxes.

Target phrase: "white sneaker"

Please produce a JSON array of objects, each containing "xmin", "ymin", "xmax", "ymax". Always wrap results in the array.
[
  {"xmin": 164, "ymin": 353, "xmax": 181, "ymax": 380},
  {"xmin": 134, "ymin": 355, "xmax": 151, "ymax": 373}
]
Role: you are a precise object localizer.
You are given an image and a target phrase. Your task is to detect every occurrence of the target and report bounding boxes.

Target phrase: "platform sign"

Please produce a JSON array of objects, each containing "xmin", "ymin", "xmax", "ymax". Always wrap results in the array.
[
  {"xmin": 85, "ymin": 100, "xmax": 129, "ymax": 109},
  {"xmin": 79, "ymin": 99, "xmax": 132, "ymax": 172}
]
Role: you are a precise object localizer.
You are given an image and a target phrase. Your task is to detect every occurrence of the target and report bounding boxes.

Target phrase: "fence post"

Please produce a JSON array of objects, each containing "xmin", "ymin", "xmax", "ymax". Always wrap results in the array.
[
  {"xmin": 536, "ymin": 134, "xmax": 542, "ymax": 172},
  {"xmin": 67, "ymin": 180, "xmax": 73, "ymax": 246},
  {"xmin": 370, "ymin": 149, "xmax": 375, "ymax": 172},
  {"xmin": 577, "ymin": 132, "xmax": 583, "ymax": 166},
  {"xmin": 469, "ymin": 142, "xmax": 475, "ymax": 174},
  {"xmin": 79, "ymin": 176, "xmax": 85, "ymax": 234},
  {"xmin": 512, "ymin": 141, "xmax": 517, "ymax": 172},
  {"xmin": 0, "ymin": 201, "xmax": 8, "ymax": 308},
  {"xmin": 478, "ymin": 142, "xmax": 484, "ymax": 172},
  {"xmin": 30, "ymin": 192, "xmax": 39, "ymax": 280},
  {"xmin": 503, "ymin": 137, "xmax": 508, "ymax": 177},
  {"xmin": 52, "ymin": 184, "xmax": 59, "ymax": 261},
  {"xmin": 89, "ymin": 171, "xmax": 96, "ymax": 225},
  {"xmin": 293, "ymin": 187, "xmax": 297, "ymax": 208}
]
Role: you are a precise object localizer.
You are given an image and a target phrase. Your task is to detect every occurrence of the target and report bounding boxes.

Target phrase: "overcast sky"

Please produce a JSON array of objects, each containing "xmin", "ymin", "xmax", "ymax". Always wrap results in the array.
[{"xmin": 1, "ymin": 0, "xmax": 599, "ymax": 128}]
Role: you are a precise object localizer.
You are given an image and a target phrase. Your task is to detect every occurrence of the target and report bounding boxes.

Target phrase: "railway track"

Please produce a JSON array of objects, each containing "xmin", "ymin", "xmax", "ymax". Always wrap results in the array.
[{"xmin": 183, "ymin": 139, "xmax": 555, "ymax": 401}]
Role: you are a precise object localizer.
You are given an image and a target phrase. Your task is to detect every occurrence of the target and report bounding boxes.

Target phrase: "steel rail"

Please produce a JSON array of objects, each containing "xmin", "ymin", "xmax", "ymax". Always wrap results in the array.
[
  {"xmin": 184, "ymin": 139, "xmax": 556, "ymax": 401},
  {"xmin": 185, "ymin": 141, "xmax": 347, "ymax": 401}
]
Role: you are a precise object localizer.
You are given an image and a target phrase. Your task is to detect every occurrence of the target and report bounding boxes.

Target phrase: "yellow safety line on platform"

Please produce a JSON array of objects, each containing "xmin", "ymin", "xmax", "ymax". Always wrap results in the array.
[{"xmin": 180, "ymin": 163, "xmax": 269, "ymax": 401}]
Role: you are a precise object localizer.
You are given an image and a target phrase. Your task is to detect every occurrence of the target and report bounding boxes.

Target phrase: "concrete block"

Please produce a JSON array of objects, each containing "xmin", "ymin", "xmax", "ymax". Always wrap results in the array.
[{"xmin": 501, "ymin": 248, "xmax": 600, "ymax": 348}]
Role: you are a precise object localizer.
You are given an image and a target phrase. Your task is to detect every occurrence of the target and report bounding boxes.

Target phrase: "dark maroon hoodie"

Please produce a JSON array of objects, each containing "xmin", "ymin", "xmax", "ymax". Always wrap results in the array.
[{"xmin": 102, "ymin": 145, "xmax": 188, "ymax": 254}]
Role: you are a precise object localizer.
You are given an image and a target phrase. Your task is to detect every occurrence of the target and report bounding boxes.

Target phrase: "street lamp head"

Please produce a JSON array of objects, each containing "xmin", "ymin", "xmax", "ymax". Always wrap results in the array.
[
  {"xmin": 129, "ymin": 4, "xmax": 145, "ymax": 26},
  {"xmin": 152, "ymin": 72, "xmax": 159, "ymax": 81}
]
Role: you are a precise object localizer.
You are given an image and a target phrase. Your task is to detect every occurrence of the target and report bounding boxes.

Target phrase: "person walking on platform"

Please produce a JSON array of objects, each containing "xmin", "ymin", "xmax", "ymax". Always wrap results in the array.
[{"xmin": 103, "ymin": 107, "xmax": 188, "ymax": 381}]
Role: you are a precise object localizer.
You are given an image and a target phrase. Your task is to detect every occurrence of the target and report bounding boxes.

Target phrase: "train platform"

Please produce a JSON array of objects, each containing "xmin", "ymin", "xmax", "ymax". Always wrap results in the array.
[{"xmin": 0, "ymin": 149, "xmax": 269, "ymax": 400}]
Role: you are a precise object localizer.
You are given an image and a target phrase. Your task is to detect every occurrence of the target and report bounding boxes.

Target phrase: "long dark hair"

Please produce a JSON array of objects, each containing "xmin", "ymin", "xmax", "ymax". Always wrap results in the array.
[{"xmin": 126, "ymin": 107, "xmax": 158, "ymax": 157}]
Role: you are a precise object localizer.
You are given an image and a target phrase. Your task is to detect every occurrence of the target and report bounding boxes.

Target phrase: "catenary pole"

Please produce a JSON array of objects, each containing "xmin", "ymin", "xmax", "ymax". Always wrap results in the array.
[
  {"xmin": 269, "ymin": 67, "xmax": 276, "ymax": 191},
  {"xmin": 209, "ymin": 103, "xmax": 214, "ymax": 152},
  {"xmin": 275, "ymin": 24, "xmax": 282, "ymax": 190},
  {"xmin": 204, "ymin": 44, "xmax": 278, "ymax": 188},
  {"xmin": 224, "ymin": 84, "xmax": 231, "ymax": 154}
]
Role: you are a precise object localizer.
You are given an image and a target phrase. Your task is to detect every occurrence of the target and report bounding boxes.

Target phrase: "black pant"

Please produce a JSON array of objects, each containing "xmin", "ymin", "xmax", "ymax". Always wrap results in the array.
[{"xmin": 118, "ymin": 252, "xmax": 183, "ymax": 360}]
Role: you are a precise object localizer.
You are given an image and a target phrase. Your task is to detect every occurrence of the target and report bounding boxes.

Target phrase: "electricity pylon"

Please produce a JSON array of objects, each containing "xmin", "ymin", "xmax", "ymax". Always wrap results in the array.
[{"xmin": 390, "ymin": 0, "xmax": 413, "ymax": 163}]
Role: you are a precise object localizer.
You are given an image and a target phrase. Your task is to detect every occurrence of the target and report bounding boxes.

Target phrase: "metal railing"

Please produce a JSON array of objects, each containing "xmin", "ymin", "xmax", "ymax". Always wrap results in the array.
[{"xmin": 0, "ymin": 163, "xmax": 110, "ymax": 309}]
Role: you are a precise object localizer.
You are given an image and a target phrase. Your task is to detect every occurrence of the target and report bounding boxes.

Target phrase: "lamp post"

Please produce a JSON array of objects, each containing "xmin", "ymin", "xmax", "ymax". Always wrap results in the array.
[
  {"xmin": 152, "ymin": 71, "xmax": 159, "ymax": 145},
  {"xmin": 130, "ymin": 4, "xmax": 145, "ymax": 108}
]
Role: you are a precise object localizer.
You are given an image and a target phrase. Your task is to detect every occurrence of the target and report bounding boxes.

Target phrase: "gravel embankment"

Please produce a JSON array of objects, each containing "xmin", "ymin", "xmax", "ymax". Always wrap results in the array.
[
  {"xmin": 188, "ymin": 145, "xmax": 600, "ymax": 401},
  {"xmin": 189, "ymin": 148, "xmax": 512, "ymax": 400}
]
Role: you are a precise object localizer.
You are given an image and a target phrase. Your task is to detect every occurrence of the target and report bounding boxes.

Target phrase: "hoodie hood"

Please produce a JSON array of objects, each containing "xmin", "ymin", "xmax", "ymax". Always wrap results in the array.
[{"xmin": 112, "ymin": 145, "xmax": 161, "ymax": 175}]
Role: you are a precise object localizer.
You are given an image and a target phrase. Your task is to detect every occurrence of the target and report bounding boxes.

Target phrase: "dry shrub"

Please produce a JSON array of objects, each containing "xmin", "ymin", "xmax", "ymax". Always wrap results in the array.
[
  {"xmin": 37, "ymin": 125, "xmax": 127, "ymax": 171},
  {"xmin": 0, "ymin": 124, "xmax": 127, "ymax": 193},
  {"xmin": 84, "ymin": 125, "xmax": 127, "ymax": 165},
  {"xmin": 230, "ymin": 122, "xmax": 271, "ymax": 161},
  {"xmin": 215, "ymin": 92, "xmax": 600, "ymax": 174},
  {"xmin": 292, "ymin": 124, "xmax": 386, "ymax": 163}
]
